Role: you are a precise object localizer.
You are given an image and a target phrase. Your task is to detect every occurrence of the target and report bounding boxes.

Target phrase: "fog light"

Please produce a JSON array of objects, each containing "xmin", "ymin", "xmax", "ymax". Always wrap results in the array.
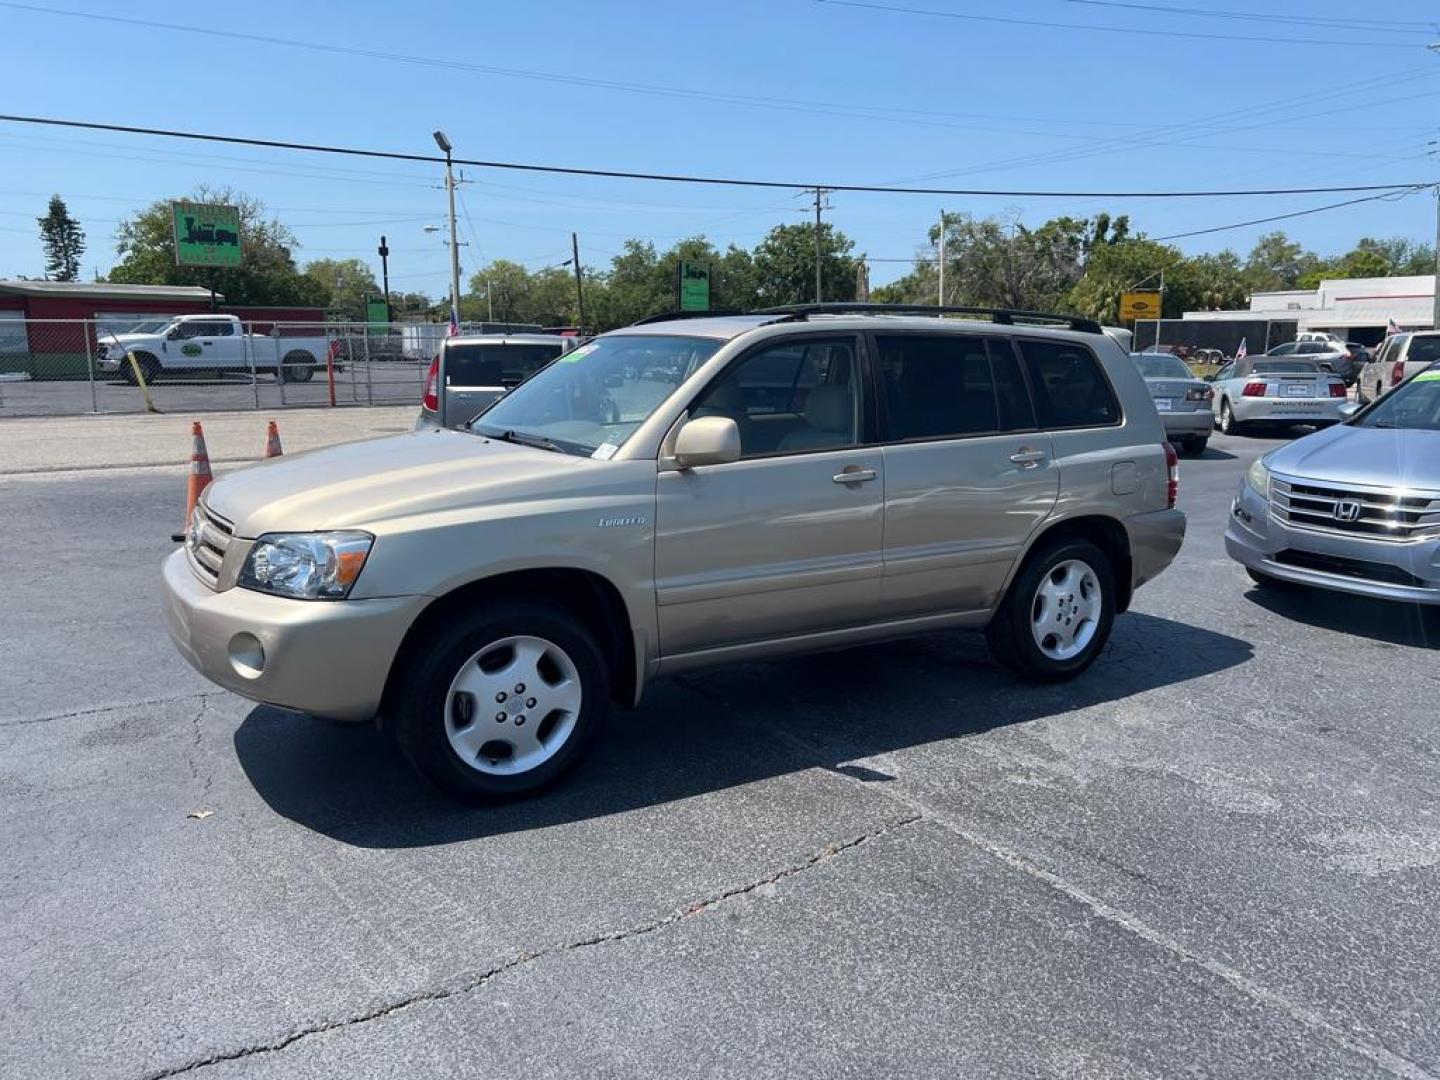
[{"xmin": 228, "ymin": 632, "xmax": 265, "ymax": 679}]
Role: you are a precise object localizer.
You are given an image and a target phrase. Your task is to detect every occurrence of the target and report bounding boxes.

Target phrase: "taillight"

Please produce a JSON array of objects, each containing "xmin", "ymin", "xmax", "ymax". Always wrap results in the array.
[
  {"xmin": 1392, "ymin": 360, "xmax": 1406, "ymax": 386},
  {"xmin": 1185, "ymin": 387, "xmax": 1214, "ymax": 402},
  {"xmin": 422, "ymin": 355, "xmax": 440, "ymax": 412},
  {"xmin": 1164, "ymin": 441, "xmax": 1179, "ymax": 509},
  {"xmin": 1328, "ymin": 381, "xmax": 1347, "ymax": 398},
  {"xmin": 1241, "ymin": 381, "xmax": 1267, "ymax": 397}
]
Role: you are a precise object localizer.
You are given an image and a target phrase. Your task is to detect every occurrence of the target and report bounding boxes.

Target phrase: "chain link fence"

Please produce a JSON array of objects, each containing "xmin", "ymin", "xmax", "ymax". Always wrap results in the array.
[{"xmin": 0, "ymin": 318, "xmax": 451, "ymax": 417}]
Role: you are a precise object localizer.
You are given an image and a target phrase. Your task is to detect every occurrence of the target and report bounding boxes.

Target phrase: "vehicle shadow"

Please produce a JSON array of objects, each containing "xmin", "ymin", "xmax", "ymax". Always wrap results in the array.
[
  {"xmin": 1191, "ymin": 446, "xmax": 1237, "ymax": 461},
  {"xmin": 1245, "ymin": 585, "xmax": 1440, "ymax": 650},
  {"xmin": 234, "ymin": 612, "xmax": 1254, "ymax": 849}
]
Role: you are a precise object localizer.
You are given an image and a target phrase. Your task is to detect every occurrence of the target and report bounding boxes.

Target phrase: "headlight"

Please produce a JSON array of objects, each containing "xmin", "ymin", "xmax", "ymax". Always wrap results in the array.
[
  {"xmin": 238, "ymin": 531, "xmax": 373, "ymax": 600},
  {"xmin": 1244, "ymin": 457, "xmax": 1270, "ymax": 498}
]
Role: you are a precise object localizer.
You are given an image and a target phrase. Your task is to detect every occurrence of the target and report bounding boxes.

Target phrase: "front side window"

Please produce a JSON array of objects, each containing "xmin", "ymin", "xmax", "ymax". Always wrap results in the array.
[
  {"xmin": 689, "ymin": 336, "xmax": 859, "ymax": 458},
  {"xmin": 472, "ymin": 334, "xmax": 721, "ymax": 457},
  {"xmin": 876, "ymin": 334, "xmax": 1031, "ymax": 441},
  {"xmin": 1017, "ymin": 339, "xmax": 1120, "ymax": 428}
]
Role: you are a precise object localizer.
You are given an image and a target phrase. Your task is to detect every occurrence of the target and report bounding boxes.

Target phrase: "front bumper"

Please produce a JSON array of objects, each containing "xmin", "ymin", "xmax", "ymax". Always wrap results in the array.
[
  {"xmin": 1225, "ymin": 481, "xmax": 1440, "ymax": 605},
  {"xmin": 1229, "ymin": 396, "xmax": 1346, "ymax": 425},
  {"xmin": 161, "ymin": 549, "xmax": 427, "ymax": 721}
]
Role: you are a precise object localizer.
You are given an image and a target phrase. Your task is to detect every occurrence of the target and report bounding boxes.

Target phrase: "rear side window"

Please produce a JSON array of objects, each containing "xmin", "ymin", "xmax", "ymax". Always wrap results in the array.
[
  {"xmin": 1016, "ymin": 339, "xmax": 1120, "ymax": 429},
  {"xmin": 1409, "ymin": 338, "xmax": 1440, "ymax": 365},
  {"xmin": 445, "ymin": 343, "xmax": 562, "ymax": 387},
  {"xmin": 876, "ymin": 334, "xmax": 1034, "ymax": 441}
]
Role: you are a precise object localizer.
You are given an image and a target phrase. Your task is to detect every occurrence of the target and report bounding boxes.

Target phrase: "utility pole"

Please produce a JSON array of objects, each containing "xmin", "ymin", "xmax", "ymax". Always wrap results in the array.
[
  {"xmin": 433, "ymin": 130, "xmax": 462, "ymax": 328},
  {"xmin": 571, "ymin": 232, "xmax": 587, "ymax": 332},
  {"xmin": 937, "ymin": 209, "xmax": 946, "ymax": 306},
  {"xmin": 1433, "ymin": 184, "xmax": 1439, "ymax": 331},
  {"xmin": 377, "ymin": 234, "xmax": 391, "ymax": 322},
  {"xmin": 811, "ymin": 187, "xmax": 832, "ymax": 303}
]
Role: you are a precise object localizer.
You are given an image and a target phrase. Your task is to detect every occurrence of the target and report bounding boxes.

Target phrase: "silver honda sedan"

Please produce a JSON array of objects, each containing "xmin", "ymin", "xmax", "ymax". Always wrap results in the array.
[
  {"xmin": 1225, "ymin": 363, "xmax": 1440, "ymax": 605},
  {"xmin": 1130, "ymin": 352, "xmax": 1213, "ymax": 456}
]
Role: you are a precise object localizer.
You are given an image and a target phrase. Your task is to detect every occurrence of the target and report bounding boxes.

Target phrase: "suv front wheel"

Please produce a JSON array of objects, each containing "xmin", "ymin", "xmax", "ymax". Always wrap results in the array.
[
  {"xmin": 393, "ymin": 602, "xmax": 609, "ymax": 801},
  {"xmin": 986, "ymin": 538, "xmax": 1116, "ymax": 682}
]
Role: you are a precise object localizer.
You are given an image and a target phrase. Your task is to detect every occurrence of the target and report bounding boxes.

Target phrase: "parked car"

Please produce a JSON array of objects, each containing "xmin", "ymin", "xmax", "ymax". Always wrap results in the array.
[
  {"xmin": 416, "ymin": 334, "xmax": 574, "ymax": 431},
  {"xmin": 1209, "ymin": 356, "xmax": 1348, "ymax": 435},
  {"xmin": 1226, "ymin": 362, "xmax": 1440, "ymax": 605},
  {"xmin": 1130, "ymin": 352, "xmax": 1213, "ymax": 456},
  {"xmin": 162, "ymin": 305, "xmax": 1185, "ymax": 800},
  {"xmin": 1356, "ymin": 331, "xmax": 1440, "ymax": 404},
  {"xmin": 97, "ymin": 314, "xmax": 332, "ymax": 384},
  {"xmin": 1264, "ymin": 340, "xmax": 1357, "ymax": 384}
]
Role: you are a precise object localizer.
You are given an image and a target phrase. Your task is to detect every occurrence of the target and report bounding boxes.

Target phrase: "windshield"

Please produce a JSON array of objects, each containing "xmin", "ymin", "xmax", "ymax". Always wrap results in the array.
[
  {"xmin": 471, "ymin": 334, "xmax": 723, "ymax": 456},
  {"xmin": 1353, "ymin": 368, "xmax": 1440, "ymax": 431},
  {"xmin": 1253, "ymin": 360, "xmax": 1321, "ymax": 374},
  {"xmin": 1131, "ymin": 354, "xmax": 1193, "ymax": 379}
]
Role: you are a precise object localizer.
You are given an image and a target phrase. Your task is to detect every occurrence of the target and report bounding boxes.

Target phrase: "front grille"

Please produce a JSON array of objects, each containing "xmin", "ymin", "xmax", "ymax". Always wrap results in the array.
[
  {"xmin": 186, "ymin": 502, "xmax": 234, "ymax": 588},
  {"xmin": 1270, "ymin": 476, "xmax": 1440, "ymax": 543},
  {"xmin": 1274, "ymin": 549, "xmax": 1425, "ymax": 588}
]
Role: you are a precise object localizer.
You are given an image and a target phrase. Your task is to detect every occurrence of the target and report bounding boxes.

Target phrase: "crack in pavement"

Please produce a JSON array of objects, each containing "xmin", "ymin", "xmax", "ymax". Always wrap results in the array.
[
  {"xmin": 185, "ymin": 696, "xmax": 214, "ymax": 795},
  {"xmin": 135, "ymin": 813, "xmax": 922, "ymax": 1080},
  {"xmin": 0, "ymin": 691, "xmax": 222, "ymax": 729}
]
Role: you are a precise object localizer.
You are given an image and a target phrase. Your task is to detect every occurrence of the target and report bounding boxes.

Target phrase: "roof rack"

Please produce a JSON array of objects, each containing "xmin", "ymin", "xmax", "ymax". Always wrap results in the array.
[
  {"xmin": 753, "ymin": 303, "xmax": 1103, "ymax": 335},
  {"xmin": 629, "ymin": 308, "xmax": 746, "ymax": 326}
]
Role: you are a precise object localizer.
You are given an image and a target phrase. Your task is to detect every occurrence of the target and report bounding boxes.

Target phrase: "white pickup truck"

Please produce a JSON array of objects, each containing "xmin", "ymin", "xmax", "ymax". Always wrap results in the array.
[{"xmin": 97, "ymin": 314, "xmax": 333, "ymax": 384}]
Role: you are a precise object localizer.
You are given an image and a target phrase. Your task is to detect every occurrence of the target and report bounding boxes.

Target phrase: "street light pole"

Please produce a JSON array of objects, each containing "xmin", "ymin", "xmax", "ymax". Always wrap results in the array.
[
  {"xmin": 937, "ymin": 209, "xmax": 946, "ymax": 306},
  {"xmin": 433, "ymin": 130, "xmax": 462, "ymax": 328},
  {"xmin": 377, "ymin": 234, "xmax": 391, "ymax": 322},
  {"xmin": 1433, "ymin": 184, "xmax": 1439, "ymax": 331}
]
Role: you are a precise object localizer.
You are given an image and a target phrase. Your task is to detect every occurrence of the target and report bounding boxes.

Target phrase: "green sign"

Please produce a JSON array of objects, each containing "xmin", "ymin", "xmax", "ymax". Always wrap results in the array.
[
  {"xmin": 171, "ymin": 201, "xmax": 242, "ymax": 268},
  {"xmin": 365, "ymin": 297, "xmax": 390, "ymax": 325},
  {"xmin": 678, "ymin": 260, "xmax": 711, "ymax": 312}
]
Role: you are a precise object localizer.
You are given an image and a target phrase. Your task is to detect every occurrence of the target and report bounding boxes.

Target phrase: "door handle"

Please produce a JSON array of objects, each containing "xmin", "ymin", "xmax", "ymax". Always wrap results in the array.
[
  {"xmin": 833, "ymin": 466, "xmax": 878, "ymax": 484},
  {"xmin": 1009, "ymin": 447, "xmax": 1046, "ymax": 469}
]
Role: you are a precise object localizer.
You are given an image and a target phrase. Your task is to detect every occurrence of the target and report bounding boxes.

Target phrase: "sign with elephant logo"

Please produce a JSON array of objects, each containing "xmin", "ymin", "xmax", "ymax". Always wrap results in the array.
[{"xmin": 170, "ymin": 202, "xmax": 242, "ymax": 268}]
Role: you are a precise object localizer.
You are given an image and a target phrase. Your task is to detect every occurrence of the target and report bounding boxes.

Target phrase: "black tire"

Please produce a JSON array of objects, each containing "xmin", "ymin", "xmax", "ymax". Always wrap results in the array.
[
  {"xmin": 392, "ymin": 601, "xmax": 610, "ymax": 802},
  {"xmin": 1218, "ymin": 399, "xmax": 1244, "ymax": 435},
  {"xmin": 132, "ymin": 352, "xmax": 162, "ymax": 385},
  {"xmin": 986, "ymin": 537, "xmax": 1117, "ymax": 683},
  {"xmin": 281, "ymin": 352, "xmax": 317, "ymax": 382}
]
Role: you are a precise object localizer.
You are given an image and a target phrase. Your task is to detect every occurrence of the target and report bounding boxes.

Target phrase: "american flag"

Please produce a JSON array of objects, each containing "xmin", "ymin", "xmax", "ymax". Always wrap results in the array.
[
  {"xmin": 1234, "ymin": 338, "xmax": 1247, "ymax": 361},
  {"xmin": 1387, "ymin": 318, "xmax": 1402, "ymax": 336},
  {"xmin": 448, "ymin": 304, "xmax": 460, "ymax": 337}
]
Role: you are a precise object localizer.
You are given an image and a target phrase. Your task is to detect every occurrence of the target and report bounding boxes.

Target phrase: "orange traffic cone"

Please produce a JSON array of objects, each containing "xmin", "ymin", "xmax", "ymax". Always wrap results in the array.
[
  {"xmin": 176, "ymin": 421, "xmax": 213, "ymax": 540},
  {"xmin": 263, "ymin": 420, "xmax": 283, "ymax": 458}
]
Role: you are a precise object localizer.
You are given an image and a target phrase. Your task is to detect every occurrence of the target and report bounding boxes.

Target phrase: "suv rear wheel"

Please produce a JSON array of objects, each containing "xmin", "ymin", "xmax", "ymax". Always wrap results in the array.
[
  {"xmin": 393, "ymin": 602, "xmax": 609, "ymax": 801},
  {"xmin": 986, "ymin": 538, "xmax": 1116, "ymax": 682}
]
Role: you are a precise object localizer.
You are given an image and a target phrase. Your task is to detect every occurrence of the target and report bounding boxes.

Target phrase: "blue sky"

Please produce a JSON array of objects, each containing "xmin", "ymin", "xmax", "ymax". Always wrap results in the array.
[{"xmin": 1, "ymin": 0, "xmax": 1437, "ymax": 294}]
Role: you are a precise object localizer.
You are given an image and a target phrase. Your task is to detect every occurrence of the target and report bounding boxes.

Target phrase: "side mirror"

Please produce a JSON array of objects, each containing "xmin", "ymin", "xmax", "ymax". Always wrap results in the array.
[
  {"xmin": 1337, "ymin": 401, "xmax": 1361, "ymax": 419},
  {"xmin": 166, "ymin": 327, "xmax": 182, "ymax": 341},
  {"xmin": 673, "ymin": 415, "xmax": 741, "ymax": 469}
]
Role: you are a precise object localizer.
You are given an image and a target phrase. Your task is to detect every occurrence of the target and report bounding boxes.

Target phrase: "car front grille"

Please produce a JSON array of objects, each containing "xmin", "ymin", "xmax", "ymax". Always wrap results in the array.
[
  {"xmin": 186, "ymin": 502, "xmax": 234, "ymax": 588},
  {"xmin": 1270, "ymin": 476, "xmax": 1440, "ymax": 543}
]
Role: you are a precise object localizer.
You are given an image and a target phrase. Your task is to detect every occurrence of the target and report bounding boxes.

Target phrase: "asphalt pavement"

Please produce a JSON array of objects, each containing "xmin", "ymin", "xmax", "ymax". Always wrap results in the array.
[{"xmin": 3, "ymin": 430, "xmax": 1439, "ymax": 1079}]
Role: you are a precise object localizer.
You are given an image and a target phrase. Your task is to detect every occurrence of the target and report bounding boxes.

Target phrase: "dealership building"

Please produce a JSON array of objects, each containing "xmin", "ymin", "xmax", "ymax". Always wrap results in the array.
[{"xmin": 1137, "ymin": 273, "xmax": 1436, "ymax": 355}]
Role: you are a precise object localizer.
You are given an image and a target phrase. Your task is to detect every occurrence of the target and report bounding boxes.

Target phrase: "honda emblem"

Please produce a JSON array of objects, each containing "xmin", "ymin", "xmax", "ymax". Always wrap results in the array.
[{"xmin": 1332, "ymin": 499, "xmax": 1362, "ymax": 523}]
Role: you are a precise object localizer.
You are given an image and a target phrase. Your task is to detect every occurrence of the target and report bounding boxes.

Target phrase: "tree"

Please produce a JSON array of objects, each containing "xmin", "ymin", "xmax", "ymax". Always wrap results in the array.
[
  {"xmin": 751, "ymin": 222, "xmax": 857, "ymax": 307},
  {"xmin": 37, "ymin": 195, "xmax": 84, "ymax": 281},
  {"xmin": 302, "ymin": 257, "xmax": 379, "ymax": 320},
  {"xmin": 108, "ymin": 186, "xmax": 328, "ymax": 307}
]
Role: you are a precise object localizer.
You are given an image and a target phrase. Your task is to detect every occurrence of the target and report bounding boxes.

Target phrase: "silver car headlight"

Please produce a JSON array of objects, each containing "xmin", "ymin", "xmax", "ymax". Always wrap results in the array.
[
  {"xmin": 238, "ymin": 531, "xmax": 373, "ymax": 600},
  {"xmin": 1244, "ymin": 457, "xmax": 1270, "ymax": 498}
]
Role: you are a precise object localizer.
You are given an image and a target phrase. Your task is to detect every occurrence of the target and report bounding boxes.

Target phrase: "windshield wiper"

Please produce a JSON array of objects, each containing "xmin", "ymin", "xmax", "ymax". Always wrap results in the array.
[{"xmin": 482, "ymin": 428, "xmax": 568, "ymax": 454}]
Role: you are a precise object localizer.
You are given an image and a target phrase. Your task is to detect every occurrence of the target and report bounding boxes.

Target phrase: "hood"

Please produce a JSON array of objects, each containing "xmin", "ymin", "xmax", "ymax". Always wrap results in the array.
[
  {"xmin": 1265, "ymin": 423, "xmax": 1440, "ymax": 491},
  {"xmin": 204, "ymin": 429, "xmax": 599, "ymax": 535}
]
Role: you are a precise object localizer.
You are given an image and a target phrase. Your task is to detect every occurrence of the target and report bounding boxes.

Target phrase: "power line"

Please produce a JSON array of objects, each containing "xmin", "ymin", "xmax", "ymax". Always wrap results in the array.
[
  {"xmin": 813, "ymin": 0, "xmax": 1428, "ymax": 48},
  {"xmin": 1063, "ymin": 0, "xmax": 1439, "ymax": 34},
  {"xmin": 1152, "ymin": 186, "xmax": 1431, "ymax": 242},
  {"xmin": 0, "ymin": 114, "xmax": 1427, "ymax": 200}
]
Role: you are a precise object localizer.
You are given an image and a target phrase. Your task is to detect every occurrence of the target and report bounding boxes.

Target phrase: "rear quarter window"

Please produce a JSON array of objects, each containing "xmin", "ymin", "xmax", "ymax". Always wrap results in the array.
[{"xmin": 1016, "ymin": 339, "xmax": 1120, "ymax": 429}]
